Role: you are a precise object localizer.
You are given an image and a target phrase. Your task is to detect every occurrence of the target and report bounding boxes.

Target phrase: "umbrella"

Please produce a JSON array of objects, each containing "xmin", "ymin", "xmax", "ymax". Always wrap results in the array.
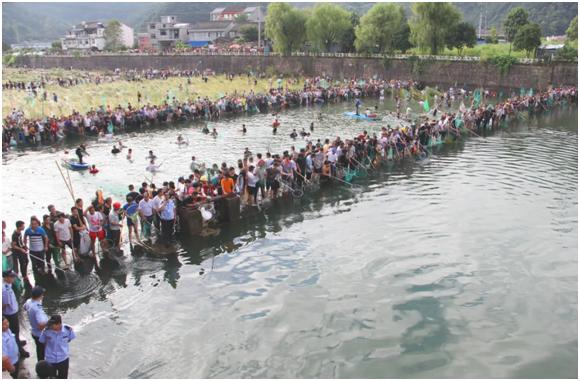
[{"xmin": 229, "ymin": 44, "xmax": 241, "ymax": 49}]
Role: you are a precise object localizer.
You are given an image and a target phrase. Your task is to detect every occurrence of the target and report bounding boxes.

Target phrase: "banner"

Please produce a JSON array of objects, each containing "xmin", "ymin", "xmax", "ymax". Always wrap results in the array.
[{"xmin": 423, "ymin": 98, "xmax": 430, "ymax": 112}]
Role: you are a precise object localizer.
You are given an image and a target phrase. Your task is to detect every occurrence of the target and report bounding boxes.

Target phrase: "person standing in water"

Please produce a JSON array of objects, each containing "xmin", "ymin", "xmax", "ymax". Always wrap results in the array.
[{"xmin": 75, "ymin": 144, "xmax": 88, "ymax": 164}]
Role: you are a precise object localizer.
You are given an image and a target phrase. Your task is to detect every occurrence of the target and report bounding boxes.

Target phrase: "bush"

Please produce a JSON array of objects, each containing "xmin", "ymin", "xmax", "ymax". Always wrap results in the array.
[
  {"xmin": 2, "ymin": 54, "xmax": 16, "ymax": 66},
  {"xmin": 487, "ymin": 55, "xmax": 519, "ymax": 74},
  {"xmin": 555, "ymin": 45, "xmax": 578, "ymax": 61}
]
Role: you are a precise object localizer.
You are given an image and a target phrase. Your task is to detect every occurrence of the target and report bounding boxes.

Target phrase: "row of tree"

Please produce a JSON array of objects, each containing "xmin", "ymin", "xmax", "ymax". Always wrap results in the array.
[
  {"xmin": 263, "ymin": 2, "xmax": 570, "ymax": 58},
  {"xmin": 265, "ymin": 2, "xmax": 477, "ymax": 56}
]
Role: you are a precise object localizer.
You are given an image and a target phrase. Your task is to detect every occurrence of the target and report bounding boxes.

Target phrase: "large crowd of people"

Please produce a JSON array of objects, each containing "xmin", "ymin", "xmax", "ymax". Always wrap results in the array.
[
  {"xmin": 2, "ymin": 80, "xmax": 576, "ymax": 378},
  {"xmin": 2, "ymin": 74, "xmax": 417, "ymax": 150}
]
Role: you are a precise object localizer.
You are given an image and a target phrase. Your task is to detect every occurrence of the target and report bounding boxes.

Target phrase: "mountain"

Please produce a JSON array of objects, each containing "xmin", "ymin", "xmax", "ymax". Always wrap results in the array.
[
  {"xmin": 2, "ymin": 2, "xmax": 577, "ymax": 46},
  {"xmin": 2, "ymin": 2, "xmax": 155, "ymax": 45}
]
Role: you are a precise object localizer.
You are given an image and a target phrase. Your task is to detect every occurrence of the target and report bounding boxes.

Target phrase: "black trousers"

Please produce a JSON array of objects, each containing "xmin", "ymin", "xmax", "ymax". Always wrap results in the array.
[
  {"xmin": 29, "ymin": 250, "xmax": 46, "ymax": 273},
  {"xmin": 12, "ymin": 252, "xmax": 29, "ymax": 278},
  {"xmin": 33, "ymin": 335, "xmax": 45, "ymax": 361},
  {"xmin": 9, "ymin": 360, "xmax": 20, "ymax": 379},
  {"xmin": 160, "ymin": 219, "xmax": 174, "ymax": 241},
  {"xmin": 5, "ymin": 313, "xmax": 22, "ymax": 351},
  {"xmin": 51, "ymin": 358, "xmax": 69, "ymax": 379}
]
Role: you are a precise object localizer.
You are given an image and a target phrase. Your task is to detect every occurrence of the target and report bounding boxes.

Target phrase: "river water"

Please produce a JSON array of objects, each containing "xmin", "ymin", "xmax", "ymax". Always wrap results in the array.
[{"xmin": 2, "ymin": 99, "xmax": 578, "ymax": 378}]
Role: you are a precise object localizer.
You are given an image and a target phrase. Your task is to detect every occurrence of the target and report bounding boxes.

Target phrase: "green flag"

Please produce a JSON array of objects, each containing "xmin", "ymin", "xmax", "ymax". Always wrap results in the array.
[
  {"xmin": 473, "ymin": 89, "xmax": 481, "ymax": 107},
  {"xmin": 528, "ymin": 88, "xmax": 534, "ymax": 96},
  {"xmin": 423, "ymin": 98, "xmax": 430, "ymax": 112},
  {"xmin": 107, "ymin": 121, "xmax": 114, "ymax": 134},
  {"xmin": 520, "ymin": 87, "xmax": 526, "ymax": 97},
  {"xmin": 101, "ymin": 96, "xmax": 106, "ymax": 107}
]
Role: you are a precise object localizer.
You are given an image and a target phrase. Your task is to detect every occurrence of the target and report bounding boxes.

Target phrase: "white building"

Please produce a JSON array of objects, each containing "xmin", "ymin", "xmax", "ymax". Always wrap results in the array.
[
  {"xmin": 61, "ymin": 21, "xmax": 106, "ymax": 51},
  {"xmin": 119, "ymin": 23, "xmax": 135, "ymax": 49},
  {"xmin": 210, "ymin": 6, "xmax": 264, "ymax": 22},
  {"xmin": 61, "ymin": 21, "xmax": 134, "ymax": 51},
  {"xmin": 146, "ymin": 16, "xmax": 190, "ymax": 50}
]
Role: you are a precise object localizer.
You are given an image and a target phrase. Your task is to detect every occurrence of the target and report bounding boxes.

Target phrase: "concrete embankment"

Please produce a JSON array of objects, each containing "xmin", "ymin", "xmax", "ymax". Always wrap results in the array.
[{"xmin": 14, "ymin": 54, "xmax": 578, "ymax": 90}]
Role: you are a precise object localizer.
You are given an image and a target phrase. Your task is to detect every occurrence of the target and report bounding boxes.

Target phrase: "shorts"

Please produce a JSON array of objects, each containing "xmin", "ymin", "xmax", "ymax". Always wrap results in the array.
[
  {"xmin": 59, "ymin": 240, "xmax": 73, "ymax": 249},
  {"xmin": 127, "ymin": 217, "xmax": 135, "ymax": 227},
  {"xmin": 89, "ymin": 230, "xmax": 105, "ymax": 241}
]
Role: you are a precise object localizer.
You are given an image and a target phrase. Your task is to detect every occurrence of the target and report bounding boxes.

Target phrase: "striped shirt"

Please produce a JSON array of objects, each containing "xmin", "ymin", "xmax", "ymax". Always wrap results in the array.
[{"xmin": 24, "ymin": 227, "xmax": 46, "ymax": 252}]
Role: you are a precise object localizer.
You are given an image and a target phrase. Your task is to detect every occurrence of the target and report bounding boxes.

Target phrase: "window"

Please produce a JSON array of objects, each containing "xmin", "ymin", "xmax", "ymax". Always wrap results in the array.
[
  {"xmin": 150, "ymin": 24, "xmax": 155, "ymax": 29},
  {"xmin": 151, "ymin": 34, "xmax": 156, "ymax": 39},
  {"xmin": 160, "ymin": 30, "xmax": 167, "ymax": 36}
]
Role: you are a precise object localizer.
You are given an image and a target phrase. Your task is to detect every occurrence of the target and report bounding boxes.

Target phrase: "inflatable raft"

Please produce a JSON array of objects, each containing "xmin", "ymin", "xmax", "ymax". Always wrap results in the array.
[
  {"xmin": 344, "ymin": 112, "xmax": 379, "ymax": 121},
  {"xmin": 62, "ymin": 159, "xmax": 90, "ymax": 171}
]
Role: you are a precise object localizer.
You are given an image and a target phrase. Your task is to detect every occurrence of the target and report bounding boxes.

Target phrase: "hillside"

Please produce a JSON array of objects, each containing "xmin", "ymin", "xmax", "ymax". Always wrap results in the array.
[
  {"xmin": 2, "ymin": 2, "xmax": 155, "ymax": 45},
  {"xmin": 2, "ymin": 2, "xmax": 577, "ymax": 46}
]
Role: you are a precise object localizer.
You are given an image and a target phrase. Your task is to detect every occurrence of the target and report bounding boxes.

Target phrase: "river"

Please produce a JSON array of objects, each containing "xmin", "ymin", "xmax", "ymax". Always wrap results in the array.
[{"xmin": 2, "ymin": 99, "xmax": 577, "ymax": 378}]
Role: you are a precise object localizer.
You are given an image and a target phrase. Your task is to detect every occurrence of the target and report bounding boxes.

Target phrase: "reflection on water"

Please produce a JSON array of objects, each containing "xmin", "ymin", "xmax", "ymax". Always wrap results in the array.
[{"xmin": 2, "ymin": 99, "xmax": 578, "ymax": 378}]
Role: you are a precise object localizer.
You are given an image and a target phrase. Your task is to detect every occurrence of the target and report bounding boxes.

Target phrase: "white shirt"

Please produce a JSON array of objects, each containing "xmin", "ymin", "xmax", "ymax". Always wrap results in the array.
[
  {"xmin": 138, "ymin": 199, "xmax": 154, "ymax": 217},
  {"xmin": 86, "ymin": 212, "xmax": 103, "ymax": 232},
  {"xmin": 152, "ymin": 195, "xmax": 163, "ymax": 212},
  {"xmin": 246, "ymin": 171, "xmax": 258, "ymax": 187},
  {"xmin": 54, "ymin": 219, "xmax": 72, "ymax": 241}
]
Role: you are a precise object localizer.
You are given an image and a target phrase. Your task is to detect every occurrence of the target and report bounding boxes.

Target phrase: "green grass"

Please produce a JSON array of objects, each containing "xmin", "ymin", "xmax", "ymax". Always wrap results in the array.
[
  {"xmin": 2, "ymin": 68, "xmax": 304, "ymax": 119},
  {"xmin": 409, "ymin": 43, "xmax": 529, "ymax": 59}
]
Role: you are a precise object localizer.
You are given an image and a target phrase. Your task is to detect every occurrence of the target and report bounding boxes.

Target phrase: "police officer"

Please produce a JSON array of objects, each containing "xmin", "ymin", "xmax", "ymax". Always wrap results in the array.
[
  {"xmin": 24, "ymin": 286, "xmax": 49, "ymax": 361},
  {"xmin": 2, "ymin": 315, "xmax": 20, "ymax": 378},
  {"xmin": 39, "ymin": 315, "xmax": 76, "ymax": 379},
  {"xmin": 2, "ymin": 270, "xmax": 29, "ymax": 358}
]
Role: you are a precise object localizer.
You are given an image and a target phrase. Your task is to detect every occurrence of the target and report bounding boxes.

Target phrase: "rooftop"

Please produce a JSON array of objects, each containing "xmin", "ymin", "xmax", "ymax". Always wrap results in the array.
[{"xmin": 190, "ymin": 21, "xmax": 233, "ymax": 31}]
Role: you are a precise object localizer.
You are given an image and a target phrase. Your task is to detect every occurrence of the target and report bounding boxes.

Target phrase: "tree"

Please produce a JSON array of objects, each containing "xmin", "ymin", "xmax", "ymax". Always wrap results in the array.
[
  {"xmin": 104, "ymin": 20, "xmax": 123, "ymax": 51},
  {"xmin": 265, "ymin": 3, "xmax": 307, "ymax": 55},
  {"xmin": 341, "ymin": 11, "xmax": 360, "ymax": 53},
  {"xmin": 355, "ymin": 3, "xmax": 407, "ymax": 54},
  {"xmin": 504, "ymin": 7, "xmax": 529, "ymax": 55},
  {"xmin": 486, "ymin": 26, "xmax": 499, "ymax": 44},
  {"xmin": 175, "ymin": 41, "xmax": 189, "ymax": 50},
  {"xmin": 235, "ymin": 13, "xmax": 249, "ymax": 23},
  {"xmin": 446, "ymin": 22, "xmax": 476, "ymax": 55},
  {"xmin": 409, "ymin": 2, "xmax": 461, "ymax": 55},
  {"xmin": 566, "ymin": 16, "xmax": 577, "ymax": 41},
  {"xmin": 393, "ymin": 22, "xmax": 412, "ymax": 53},
  {"xmin": 240, "ymin": 25, "xmax": 259, "ymax": 42},
  {"xmin": 305, "ymin": 4, "xmax": 353, "ymax": 53},
  {"xmin": 51, "ymin": 40, "xmax": 62, "ymax": 51},
  {"xmin": 513, "ymin": 23, "xmax": 542, "ymax": 58}
]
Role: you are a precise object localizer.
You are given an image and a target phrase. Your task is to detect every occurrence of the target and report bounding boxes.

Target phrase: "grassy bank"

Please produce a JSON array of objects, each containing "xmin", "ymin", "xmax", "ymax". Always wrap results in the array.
[
  {"xmin": 409, "ymin": 43, "xmax": 528, "ymax": 59},
  {"xmin": 2, "ymin": 68, "xmax": 303, "ymax": 119}
]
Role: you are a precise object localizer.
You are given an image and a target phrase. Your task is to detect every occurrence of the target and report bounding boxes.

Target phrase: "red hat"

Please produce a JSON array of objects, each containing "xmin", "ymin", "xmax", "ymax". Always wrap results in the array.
[{"xmin": 113, "ymin": 202, "xmax": 121, "ymax": 209}]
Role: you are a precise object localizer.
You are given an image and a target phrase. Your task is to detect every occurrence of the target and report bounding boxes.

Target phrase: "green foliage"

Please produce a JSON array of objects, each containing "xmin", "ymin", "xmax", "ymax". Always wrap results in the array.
[
  {"xmin": 305, "ymin": 4, "xmax": 352, "ymax": 53},
  {"xmin": 235, "ymin": 13, "xmax": 249, "ymax": 23},
  {"xmin": 51, "ymin": 40, "xmax": 62, "ymax": 51},
  {"xmin": 446, "ymin": 21, "xmax": 476, "ymax": 55},
  {"xmin": 265, "ymin": 3, "xmax": 307, "ymax": 55},
  {"xmin": 486, "ymin": 54, "xmax": 518, "ymax": 74},
  {"xmin": 174, "ymin": 41, "xmax": 189, "ymax": 50},
  {"xmin": 394, "ymin": 22, "xmax": 412, "ymax": 53},
  {"xmin": 2, "ymin": 54, "xmax": 16, "ymax": 66},
  {"xmin": 504, "ymin": 7, "xmax": 529, "ymax": 42},
  {"xmin": 566, "ymin": 16, "xmax": 577, "ymax": 41},
  {"xmin": 341, "ymin": 12, "xmax": 360, "ymax": 53},
  {"xmin": 486, "ymin": 27, "xmax": 499, "ymax": 44},
  {"xmin": 555, "ymin": 45, "xmax": 578, "ymax": 61},
  {"xmin": 240, "ymin": 25, "xmax": 259, "ymax": 42},
  {"xmin": 354, "ymin": 3, "xmax": 408, "ymax": 54},
  {"xmin": 104, "ymin": 20, "xmax": 123, "ymax": 51},
  {"xmin": 410, "ymin": 2, "xmax": 461, "ymax": 55},
  {"xmin": 513, "ymin": 23, "xmax": 542, "ymax": 58}
]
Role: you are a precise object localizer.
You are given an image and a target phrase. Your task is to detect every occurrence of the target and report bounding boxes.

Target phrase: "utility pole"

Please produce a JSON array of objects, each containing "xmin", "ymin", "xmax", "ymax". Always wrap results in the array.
[
  {"xmin": 257, "ymin": 4, "xmax": 262, "ymax": 48},
  {"xmin": 478, "ymin": 3, "xmax": 483, "ymax": 39}
]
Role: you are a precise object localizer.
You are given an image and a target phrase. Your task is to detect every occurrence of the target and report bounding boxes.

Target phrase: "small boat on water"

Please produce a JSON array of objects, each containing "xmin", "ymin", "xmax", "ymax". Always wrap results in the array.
[
  {"xmin": 344, "ymin": 111, "xmax": 379, "ymax": 121},
  {"xmin": 62, "ymin": 159, "xmax": 90, "ymax": 171}
]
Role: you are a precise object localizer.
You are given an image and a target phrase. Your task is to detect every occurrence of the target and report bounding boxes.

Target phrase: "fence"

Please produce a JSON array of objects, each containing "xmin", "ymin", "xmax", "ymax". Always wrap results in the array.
[{"xmin": 20, "ymin": 50, "xmax": 544, "ymax": 64}]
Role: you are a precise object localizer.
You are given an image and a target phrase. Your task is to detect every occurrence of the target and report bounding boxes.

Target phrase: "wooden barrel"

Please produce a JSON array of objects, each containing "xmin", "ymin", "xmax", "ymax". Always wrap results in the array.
[
  {"xmin": 178, "ymin": 206, "xmax": 203, "ymax": 236},
  {"xmin": 216, "ymin": 195, "xmax": 240, "ymax": 223}
]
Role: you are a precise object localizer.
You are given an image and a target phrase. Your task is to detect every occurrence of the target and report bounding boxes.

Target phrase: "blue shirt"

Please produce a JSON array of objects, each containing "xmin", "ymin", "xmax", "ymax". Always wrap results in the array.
[
  {"xmin": 24, "ymin": 226, "xmax": 47, "ymax": 252},
  {"xmin": 123, "ymin": 201, "xmax": 138, "ymax": 217},
  {"xmin": 160, "ymin": 199, "xmax": 175, "ymax": 221},
  {"xmin": 39, "ymin": 325, "xmax": 76, "ymax": 364},
  {"xmin": 24, "ymin": 299, "xmax": 48, "ymax": 338},
  {"xmin": 2, "ymin": 329, "xmax": 19, "ymax": 365},
  {"xmin": 2, "ymin": 282, "xmax": 18, "ymax": 315}
]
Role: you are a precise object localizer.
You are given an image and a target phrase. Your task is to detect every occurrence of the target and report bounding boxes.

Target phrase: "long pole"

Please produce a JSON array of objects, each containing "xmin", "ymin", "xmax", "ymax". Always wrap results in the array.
[{"xmin": 55, "ymin": 161, "xmax": 75, "ymax": 203}]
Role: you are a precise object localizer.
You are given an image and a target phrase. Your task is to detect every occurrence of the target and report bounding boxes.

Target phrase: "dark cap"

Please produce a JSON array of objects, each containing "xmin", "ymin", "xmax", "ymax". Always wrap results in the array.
[
  {"xmin": 31, "ymin": 286, "xmax": 45, "ymax": 298},
  {"xmin": 2, "ymin": 270, "xmax": 17, "ymax": 278}
]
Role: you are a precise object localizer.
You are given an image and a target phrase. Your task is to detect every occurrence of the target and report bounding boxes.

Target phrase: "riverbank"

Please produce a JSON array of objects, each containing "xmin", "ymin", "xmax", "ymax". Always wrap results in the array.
[
  {"xmin": 13, "ymin": 54, "xmax": 579, "ymax": 91},
  {"xmin": 2, "ymin": 69, "xmax": 303, "ymax": 119}
]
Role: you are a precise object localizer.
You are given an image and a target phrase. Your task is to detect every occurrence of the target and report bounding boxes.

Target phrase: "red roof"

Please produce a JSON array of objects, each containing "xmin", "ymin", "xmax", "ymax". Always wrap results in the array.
[{"xmin": 222, "ymin": 5, "xmax": 246, "ymax": 14}]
